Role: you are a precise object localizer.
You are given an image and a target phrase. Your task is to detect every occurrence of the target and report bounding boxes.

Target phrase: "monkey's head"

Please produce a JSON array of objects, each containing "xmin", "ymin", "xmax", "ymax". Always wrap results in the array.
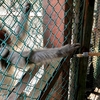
[{"xmin": 0, "ymin": 29, "xmax": 11, "ymax": 45}]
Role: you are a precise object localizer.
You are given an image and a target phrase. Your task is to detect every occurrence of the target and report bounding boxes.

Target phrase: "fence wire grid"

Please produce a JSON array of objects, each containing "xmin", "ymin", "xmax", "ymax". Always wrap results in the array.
[
  {"xmin": 0, "ymin": 0, "xmax": 99, "ymax": 100},
  {"xmin": 0, "ymin": 0, "xmax": 79, "ymax": 99}
]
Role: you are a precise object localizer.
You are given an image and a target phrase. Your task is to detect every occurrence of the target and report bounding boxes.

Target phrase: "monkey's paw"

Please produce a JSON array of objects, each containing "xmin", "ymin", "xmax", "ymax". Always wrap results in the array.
[{"xmin": 58, "ymin": 43, "xmax": 80, "ymax": 56}]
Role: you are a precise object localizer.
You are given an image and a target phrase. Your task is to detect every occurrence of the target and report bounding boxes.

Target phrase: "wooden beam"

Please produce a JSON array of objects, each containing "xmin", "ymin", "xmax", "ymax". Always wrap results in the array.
[{"xmin": 77, "ymin": 0, "xmax": 95, "ymax": 100}]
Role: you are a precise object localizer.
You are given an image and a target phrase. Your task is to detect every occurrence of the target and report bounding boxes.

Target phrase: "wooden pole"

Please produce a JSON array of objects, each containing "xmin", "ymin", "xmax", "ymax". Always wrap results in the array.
[
  {"xmin": 77, "ymin": 0, "xmax": 95, "ymax": 100},
  {"xmin": 61, "ymin": 0, "xmax": 73, "ymax": 99}
]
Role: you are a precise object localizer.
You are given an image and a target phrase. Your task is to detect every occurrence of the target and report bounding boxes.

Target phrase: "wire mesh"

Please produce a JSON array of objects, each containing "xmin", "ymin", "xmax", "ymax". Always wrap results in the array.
[{"xmin": 0, "ymin": 0, "xmax": 94, "ymax": 100}]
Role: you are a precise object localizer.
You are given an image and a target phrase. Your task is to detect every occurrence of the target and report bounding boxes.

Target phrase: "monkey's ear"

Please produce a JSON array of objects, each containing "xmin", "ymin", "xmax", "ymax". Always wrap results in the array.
[
  {"xmin": 0, "ymin": 30, "xmax": 11, "ymax": 45},
  {"xmin": 23, "ymin": 3, "xmax": 32, "ymax": 14}
]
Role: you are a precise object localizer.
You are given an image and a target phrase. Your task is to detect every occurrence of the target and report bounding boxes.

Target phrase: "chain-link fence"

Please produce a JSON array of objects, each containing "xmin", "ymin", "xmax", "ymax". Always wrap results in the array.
[
  {"xmin": 0, "ymin": 0, "xmax": 79, "ymax": 99},
  {"xmin": 0, "ymin": 0, "xmax": 99, "ymax": 100}
]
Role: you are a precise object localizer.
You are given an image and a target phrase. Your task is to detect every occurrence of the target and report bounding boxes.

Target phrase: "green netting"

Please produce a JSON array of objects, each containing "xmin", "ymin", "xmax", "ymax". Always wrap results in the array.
[{"xmin": 0, "ymin": 0, "xmax": 97, "ymax": 100}]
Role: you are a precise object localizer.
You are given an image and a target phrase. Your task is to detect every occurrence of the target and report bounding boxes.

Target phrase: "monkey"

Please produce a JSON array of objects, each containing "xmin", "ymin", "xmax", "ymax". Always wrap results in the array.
[
  {"xmin": 0, "ymin": 39, "xmax": 80, "ymax": 100},
  {"xmin": 9, "ymin": 2, "xmax": 32, "ymax": 50},
  {"xmin": 0, "ymin": 2, "xmax": 80, "ymax": 100},
  {"xmin": 0, "ymin": 2, "xmax": 32, "ymax": 99}
]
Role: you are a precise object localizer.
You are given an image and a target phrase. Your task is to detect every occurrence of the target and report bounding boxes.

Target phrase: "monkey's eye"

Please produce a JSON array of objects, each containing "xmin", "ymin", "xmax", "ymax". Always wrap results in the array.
[
  {"xmin": 4, "ymin": 33, "xmax": 9, "ymax": 43},
  {"xmin": 4, "ymin": 33, "xmax": 8, "ymax": 39},
  {"xmin": 4, "ymin": 33, "xmax": 11, "ymax": 44},
  {"xmin": 0, "ymin": 33, "xmax": 7, "ymax": 45}
]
